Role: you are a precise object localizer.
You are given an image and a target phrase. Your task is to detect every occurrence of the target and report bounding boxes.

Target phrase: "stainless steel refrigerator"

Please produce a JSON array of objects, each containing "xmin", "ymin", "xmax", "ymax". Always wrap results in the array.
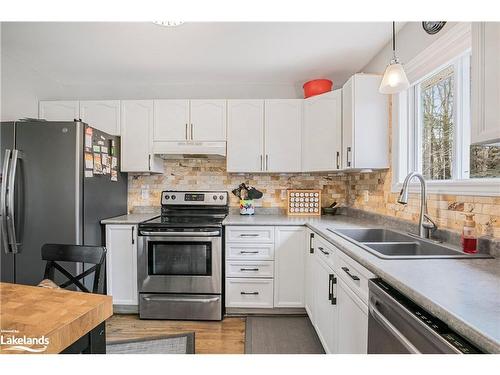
[{"xmin": 0, "ymin": 120, "xmax": 127, "ymax": 286}]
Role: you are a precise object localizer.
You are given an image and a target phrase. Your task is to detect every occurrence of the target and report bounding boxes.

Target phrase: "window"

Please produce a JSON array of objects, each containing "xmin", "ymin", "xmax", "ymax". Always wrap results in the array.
[{"xmin": 393, "ymin": 23, "xmax": 499, "ymax": 196}]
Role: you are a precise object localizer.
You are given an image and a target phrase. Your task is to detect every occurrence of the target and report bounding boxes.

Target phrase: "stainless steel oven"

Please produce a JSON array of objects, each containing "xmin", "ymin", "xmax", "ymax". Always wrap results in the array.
[{"xmin": 137, "ymin": 190, "xmax": 227, "ymax": 321}]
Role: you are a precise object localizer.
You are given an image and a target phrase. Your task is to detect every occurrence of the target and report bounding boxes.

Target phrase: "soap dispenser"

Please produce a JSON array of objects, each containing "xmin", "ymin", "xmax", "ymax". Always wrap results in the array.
[{"xmin": 461, "ymin": 213, "xmax": 478, "ymax": 254}]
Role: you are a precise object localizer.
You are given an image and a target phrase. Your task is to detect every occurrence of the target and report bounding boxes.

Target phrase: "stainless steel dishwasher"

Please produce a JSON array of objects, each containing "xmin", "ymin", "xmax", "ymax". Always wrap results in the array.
[{"xmin": 368, "ymin": 279, "xmax": 483, "ymax": 354}]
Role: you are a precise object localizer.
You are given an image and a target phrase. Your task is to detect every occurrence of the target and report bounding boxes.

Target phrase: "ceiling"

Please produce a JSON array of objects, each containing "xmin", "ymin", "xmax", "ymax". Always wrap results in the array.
[{"xmin": 1, "ymin": 22, "xmax": 400, "ymax": 91}]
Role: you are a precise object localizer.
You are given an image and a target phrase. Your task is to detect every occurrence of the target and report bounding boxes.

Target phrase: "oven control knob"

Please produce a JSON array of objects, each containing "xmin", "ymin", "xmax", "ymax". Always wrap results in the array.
[
  {"xmin": 164, "ymin": 194, "xmax": 170, "ymax": 200},
  {"xmin": 213, "ymin": 195, "xmax": 217, "ymax": 200},
  {"xmin": 219, "ymin": 195, "xmax": 224, "ymax": 200},
  {"xmin": 171, "ymin": 195, "xmax": 176, "ymax": 200}
]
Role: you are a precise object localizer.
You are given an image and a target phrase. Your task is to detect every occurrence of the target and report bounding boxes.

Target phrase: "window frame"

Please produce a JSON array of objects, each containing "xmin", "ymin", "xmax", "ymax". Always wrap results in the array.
[{"xmin": 391, "ymin": 22, "xmax": 500, "ymax": 196}]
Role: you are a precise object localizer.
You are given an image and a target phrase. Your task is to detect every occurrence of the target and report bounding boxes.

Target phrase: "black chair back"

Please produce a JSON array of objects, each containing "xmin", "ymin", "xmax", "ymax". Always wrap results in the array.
[{"xmin": 41, "ymin": 244, "xmax": 106, "ymax": 294}]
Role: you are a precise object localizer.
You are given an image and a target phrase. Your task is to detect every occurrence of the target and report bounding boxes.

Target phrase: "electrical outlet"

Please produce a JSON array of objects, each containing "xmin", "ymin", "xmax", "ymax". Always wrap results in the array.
[
  {"xmin": 280, "ymin": 190, "xmax": 287, "ymax": 199},
  {"xmin": 363, "ymin": 190, "xmax": 369, "ymax": 202},
  {"xmin": 141, "ymin": 185, "xmax": 150, "ymax": 201}
]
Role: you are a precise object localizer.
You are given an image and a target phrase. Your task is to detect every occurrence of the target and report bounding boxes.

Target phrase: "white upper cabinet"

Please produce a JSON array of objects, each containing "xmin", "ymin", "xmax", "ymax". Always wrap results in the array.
[
  {"xmin": 273, "ymin": 226, "xmax": 305, "ymax": 308},
  {"xmin": 264, "ymin": 100, "xmax": 302, "ymax": 172},
  {"xmin": 342, "ymin": 74, "xmax": 389, "ymax": 170},
  {"xmin": 153, "ymin": 100, "xmax": 190, "ymax": 141},
  {"xmin": 302, "ymin": 90, "xmax": 342, "ymax": 172},
  {"xmin": 121, "ymin": 100, "xmax": 162, "ymax": 173},
  {"xmin": 227, "ymin": 100, "xmax": 264, "ymax": 172},
  {"xmin": 79, "ymin": 100, "xmax": 121, "ymax": 135},
  {"xmin": 39, "ymin": 100, "xmax": 80, "ymax": 121},
  {"xmin": 190, "ymin": 100, "xmax": 227, "ymax": 141},
  {"xmin": 472, "ymin": 22, "xmax": 500, "ymax": 144}
]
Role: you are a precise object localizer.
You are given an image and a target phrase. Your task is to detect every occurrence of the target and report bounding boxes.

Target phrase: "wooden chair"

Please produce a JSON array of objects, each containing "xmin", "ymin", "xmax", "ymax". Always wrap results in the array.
[
  {"xmin": 41, "ymin": 243, "xmax": 108, "ymax": 354},
  {"xmin": 41, "ymin": 243, "xmax": 106, "ymax": 294}
]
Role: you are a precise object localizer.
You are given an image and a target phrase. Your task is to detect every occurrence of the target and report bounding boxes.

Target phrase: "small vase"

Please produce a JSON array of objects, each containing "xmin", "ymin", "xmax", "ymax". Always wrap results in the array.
[{"xmin": 239, "ymin": 199, "xmax": 255, "ymax": 215}]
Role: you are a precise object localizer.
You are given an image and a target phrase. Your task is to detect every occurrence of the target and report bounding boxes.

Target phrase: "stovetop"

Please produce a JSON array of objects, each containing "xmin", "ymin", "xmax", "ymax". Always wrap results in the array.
[{"xmin": 139, "ymin": 190, "xmax": 229, "ymax": 230}]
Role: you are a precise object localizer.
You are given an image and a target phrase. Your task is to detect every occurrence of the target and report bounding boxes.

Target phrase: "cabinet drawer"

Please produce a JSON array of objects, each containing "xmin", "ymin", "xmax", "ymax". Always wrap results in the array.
[
  {"xmin": 226, "ymin": 261, "xmax": 274, "ymax": 278},
  {"xmin": 335, "ymin": 250, "xmax": 375, "ymax": 304},
  {"xmin": 226, "ymin": 226, "xmax": 274, "ymax": 243},
  {"xmin": 315, "ymin": 234, "xmax": 336, "ymax": 269},
  {"xmin": 225, "ymin": 278, "xmax": 274, "ymax": 308},
  {"xmin": 226, "ymin": 243, "xmax": 274, "ymax": 260}
]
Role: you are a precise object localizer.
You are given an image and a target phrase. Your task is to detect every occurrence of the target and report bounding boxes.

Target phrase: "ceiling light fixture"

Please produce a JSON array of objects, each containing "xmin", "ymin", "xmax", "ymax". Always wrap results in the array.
[
  {"xmin": 153, "ymin": 21, "xmax": 184, "ymax": 27},
  {"xmin": 379, "ymin": 21, "xmax": 410, "ymax": 94}
]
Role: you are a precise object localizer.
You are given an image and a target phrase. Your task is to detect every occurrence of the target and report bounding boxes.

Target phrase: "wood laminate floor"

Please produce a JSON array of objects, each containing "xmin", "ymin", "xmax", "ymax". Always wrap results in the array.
[{"xmin": 106, "ymin": 314, "xmax": 246, "ymax": 354}]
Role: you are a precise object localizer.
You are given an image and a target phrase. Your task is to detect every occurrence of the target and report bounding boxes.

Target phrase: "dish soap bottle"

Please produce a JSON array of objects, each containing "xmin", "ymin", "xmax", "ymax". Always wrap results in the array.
[{"xmin": 461, "ymin": 214, "xmax": 477, "ymax": 254}]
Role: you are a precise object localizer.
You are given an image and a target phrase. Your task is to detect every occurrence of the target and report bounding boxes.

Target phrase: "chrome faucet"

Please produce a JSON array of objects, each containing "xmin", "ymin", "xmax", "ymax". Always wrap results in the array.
[{"xmin": 397, "ymin": 172, "xmax": 437, "ymax": 239}]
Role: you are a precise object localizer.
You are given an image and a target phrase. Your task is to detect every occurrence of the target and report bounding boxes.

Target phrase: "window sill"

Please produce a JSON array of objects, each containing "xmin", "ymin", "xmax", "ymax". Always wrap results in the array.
[{"xmin": 391, "ymin": 178, "xmax": 500, "ymax": 197}]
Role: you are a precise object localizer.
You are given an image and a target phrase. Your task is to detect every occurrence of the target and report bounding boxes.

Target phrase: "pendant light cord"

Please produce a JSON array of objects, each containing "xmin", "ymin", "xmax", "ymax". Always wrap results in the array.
[{"xmin": 392, "ymin": 21, "xmax": 396, "ymax": 59}]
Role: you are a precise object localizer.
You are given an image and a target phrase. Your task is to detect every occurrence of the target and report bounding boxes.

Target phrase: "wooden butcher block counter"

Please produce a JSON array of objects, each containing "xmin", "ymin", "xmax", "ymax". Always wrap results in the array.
[{"xmin": 0, "ymin": 282, "xmax": 112, "ymax": 354}]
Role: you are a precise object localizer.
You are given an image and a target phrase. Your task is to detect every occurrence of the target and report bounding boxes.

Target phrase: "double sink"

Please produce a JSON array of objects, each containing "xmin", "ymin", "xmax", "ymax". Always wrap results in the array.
[{"xmin": 328, "ymin": 228, "xmax": 493, "ymax": 260}]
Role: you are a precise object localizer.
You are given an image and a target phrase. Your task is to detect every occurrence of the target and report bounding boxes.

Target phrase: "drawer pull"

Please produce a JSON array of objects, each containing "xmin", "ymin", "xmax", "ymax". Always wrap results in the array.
[
  {"xmin": 240, "ymin": 291, "xmax": 259, "ymax": 295},
  {"xmin": 240, "ymin": 268, "xmax": 259, "ymax": 271},
  {"xmin": 239, "ymin": 233, "xmax": 260, "ymax": 237},
  {"xmin": 341, "ymin": 266, "xmax": 360, "ymax": 281},
  {"xmin": 240, "ymin": 250, "xmax": 259, "ymax": 254},
  {"xmin": 329, "ymin": 274, "xmax": 337, "ymax": 305},
  {"xmin": 318, "ymin": 246, "xmax": 330, "ymax": 256}
]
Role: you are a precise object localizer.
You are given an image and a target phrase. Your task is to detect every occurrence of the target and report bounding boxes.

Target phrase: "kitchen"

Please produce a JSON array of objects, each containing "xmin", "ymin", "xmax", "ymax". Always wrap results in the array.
[{"xmin": 0, "ymin": 4, "xmax": 499, "ymax": 373}]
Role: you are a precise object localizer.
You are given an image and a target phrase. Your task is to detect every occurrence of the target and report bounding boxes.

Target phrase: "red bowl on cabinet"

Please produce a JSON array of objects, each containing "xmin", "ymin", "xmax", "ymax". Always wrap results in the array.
[{"xmin": 303, "ymin": 79, "xmax": 333, "ymax": 98}]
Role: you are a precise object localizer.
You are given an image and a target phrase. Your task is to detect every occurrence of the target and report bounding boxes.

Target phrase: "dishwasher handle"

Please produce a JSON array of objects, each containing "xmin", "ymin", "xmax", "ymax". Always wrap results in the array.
[{"xmin": 369, "ymin": 301, "xmax": 421, "ymax": 354}]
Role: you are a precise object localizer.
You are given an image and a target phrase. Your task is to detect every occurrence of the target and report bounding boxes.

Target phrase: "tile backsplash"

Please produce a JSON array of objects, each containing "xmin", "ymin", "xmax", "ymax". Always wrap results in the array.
[
  {"xmin": 127, "ymin": 159, "xmax": 499, "ymax": 238},
  {"xmin": 128, "ymin": 158, "xmax": 348, "ymax": 211}
]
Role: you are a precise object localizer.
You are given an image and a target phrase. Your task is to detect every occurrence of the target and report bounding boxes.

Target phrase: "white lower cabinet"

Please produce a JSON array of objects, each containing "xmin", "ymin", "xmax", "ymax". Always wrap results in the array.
[
  {"xmin": 306, "ymin": 231, "xmax": 374, "ymax": 354},
  {"xmin": 337, "ymin": 277, "xmax": 369, "ymax": 354},
  {"xmin": 274, "ymin": 226, "xmax": 305, "ymax": 307},
  {"xmin": 304, "ymin": 229, "xmax": 315, "ymax": 319},
  {"xmin": 225, "ymin": 278, "xmax": 274, "ymax": 308},
  {"xmin": 105, "ymin": 224, "xmax": 138, "ymax": 308},
  {"xmin": 225, "ymin": 225, "xmax": 304, "ymax": 309},
  {"xmin": 312, "ymin": 243, "xmax": 338, "ymax": 354}
]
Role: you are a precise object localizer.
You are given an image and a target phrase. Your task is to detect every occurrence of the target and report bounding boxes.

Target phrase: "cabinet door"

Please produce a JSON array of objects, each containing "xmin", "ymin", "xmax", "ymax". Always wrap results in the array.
[
  {"xmin": 190, "ymin": 100, "xmax": 227, "ymax": 141},
  {"xmin": 39, "ymin": 100, "xmax": 80, "ymax": 121},
  {"xmin": 304, "ymin": 229, "xmax": 315, "ymax": 320},
  {"xmin": 105, "ymin": 225, "xmax": 138, "ymax": 306},
  {"xmin": 337, "ymin": 278, "xmax": 368, "ymax": 354},
  {"xmin": 472, "ymin": 22, "xmax": 500, "ymax": 144},
  {"xmin": 121, "ymin": 100, "xmax": 154, "ymax": 172},
  {"xmin": 153, "ymin": 100, "xmax": 190, "ymax": 141},
  {"xmin": 302, "ymin": 90, "xmax": 342, "ymax": 172},
  {"xmin": 342, "ymin": 78, "xmax": 354, "ymax": 169},
  {"xmin": 264, "ymin": 100, "xmax": 302, "ymax": 172},
  {"xmin": 313, "ymin": 256, "xmax": 338, "ymax": 354},
  {"xmin": 274, "ymin": 226, "xmax": 305, "ymax": 308},
  {"xmin": 227, "ymin": 100, "xmax": 264, "ymax": 172},
  {"xmin": 79, "ymin": 100, "xmax": 121, "ymax": 135}
]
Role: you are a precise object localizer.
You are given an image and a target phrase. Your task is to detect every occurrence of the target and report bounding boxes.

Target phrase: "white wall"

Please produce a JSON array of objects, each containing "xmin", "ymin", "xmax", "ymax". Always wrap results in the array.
[{"xmin": 363, "ymin": 22, "xmax": 459, "ymax": 73}]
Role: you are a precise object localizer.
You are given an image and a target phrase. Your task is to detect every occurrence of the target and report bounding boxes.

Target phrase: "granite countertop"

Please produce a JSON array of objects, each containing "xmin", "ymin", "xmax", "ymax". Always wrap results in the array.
[
  {"xmin": 100, "ymin": 212, "xmax": 159, "ymax": 224},
  {"xmin": 223, "ymin": 213, "xmax": 500, "ymax": 353}
]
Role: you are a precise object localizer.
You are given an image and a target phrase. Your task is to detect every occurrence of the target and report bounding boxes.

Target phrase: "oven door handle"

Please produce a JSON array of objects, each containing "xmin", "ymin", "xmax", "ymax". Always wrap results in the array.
[
  {"xmin": 369, "ymin": 302, "xmax": 421, "ymax": 354},
  {"xmin": 142, "ymin": 296, "xmax": 220, "ymax": 303},
  {"xmin": 140, "ymin": 230, "xmax": 220, "ymax": 237}
]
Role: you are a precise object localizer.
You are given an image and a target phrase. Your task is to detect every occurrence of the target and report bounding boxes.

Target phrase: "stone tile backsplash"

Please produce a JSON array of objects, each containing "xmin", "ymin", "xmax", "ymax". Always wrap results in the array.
[{"xmin": 127, "ymin": 158, "xmax": 499, "ymax": 238}]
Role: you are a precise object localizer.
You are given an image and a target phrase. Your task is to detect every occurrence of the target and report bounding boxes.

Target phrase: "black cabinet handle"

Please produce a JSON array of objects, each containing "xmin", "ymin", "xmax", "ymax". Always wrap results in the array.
[
  {"xmin": 329, "ymin": 274, "xmax": 337, "ymax": 305},
  {"xmin": 131, "ymin": 227, "xmax": 135, "ymax": 245},
  {"xmin": 346, "ymin": 146, "xmax": 352, "ymax": 167},
  {"xmin": 336, "ymin": 151, "xmax": 340, "ymax": 169},
  {"xmin": 240, "ymin": 250, "xmax": 259, "ymax": 254},
  {"xmin": 240, "ymin": 268, "xmax": 259, "ymax": 271},
  {"xmin": 342, "ymin": 266, "xmax": 360, "ymax": 281},
  {"xmin": 241, "ymin": 291, "xmax": 259, "ymax": 295},
  {"xmin": 318, "ymin": 246, "xmax": 330, "ymax": 256},
  {"xmin": 240, "ymin": 233, "xmax": 259, "ymax": 237},
  {"xmin": 309, "ymin": 233, "xmax": 314, "ymax": 254}
]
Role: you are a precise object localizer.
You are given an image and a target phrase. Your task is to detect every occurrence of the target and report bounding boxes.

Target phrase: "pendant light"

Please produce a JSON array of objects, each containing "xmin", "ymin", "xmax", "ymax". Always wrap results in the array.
[{"xmin": 379, "ymin": 22, "xmax": 410, "ymax": 94}]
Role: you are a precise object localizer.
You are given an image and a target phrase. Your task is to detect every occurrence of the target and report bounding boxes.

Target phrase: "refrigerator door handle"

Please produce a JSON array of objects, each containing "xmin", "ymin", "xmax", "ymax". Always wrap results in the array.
[
  {"xmin": 1, "ymin": 149, "xmax": 11, "ymax": 253},
  {"xmin": 6, "ymin": 149, "xmax": 21, "ymax": 253}
]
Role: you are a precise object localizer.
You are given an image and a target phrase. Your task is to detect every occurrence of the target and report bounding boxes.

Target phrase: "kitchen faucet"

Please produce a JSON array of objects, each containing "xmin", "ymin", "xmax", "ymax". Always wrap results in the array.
[{"xmin": 397, "ymin": 172, "xmax": 437, "ymax": 239}]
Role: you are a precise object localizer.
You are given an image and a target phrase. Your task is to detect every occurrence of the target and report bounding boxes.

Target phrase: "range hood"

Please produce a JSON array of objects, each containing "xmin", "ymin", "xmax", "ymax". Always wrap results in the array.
[{"xmin": 153, "ymin": 141, "xmax": 226, "ymax": 159}]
